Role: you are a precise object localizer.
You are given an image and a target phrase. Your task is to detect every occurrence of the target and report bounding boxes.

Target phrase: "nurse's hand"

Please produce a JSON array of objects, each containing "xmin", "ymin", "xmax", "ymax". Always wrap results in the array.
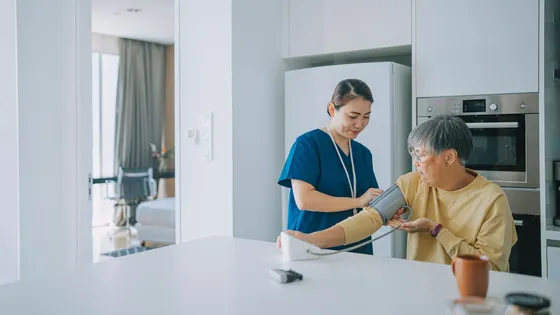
[{"xmin": 356, "ymin": 188, "xmax": 384, "ymax": 208}]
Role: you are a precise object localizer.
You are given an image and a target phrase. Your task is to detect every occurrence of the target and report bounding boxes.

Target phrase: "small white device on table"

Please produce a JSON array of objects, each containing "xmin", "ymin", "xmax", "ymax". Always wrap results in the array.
[{"xmin": 280, "ymin": 183, "xmax": 412, "ymax": 262}]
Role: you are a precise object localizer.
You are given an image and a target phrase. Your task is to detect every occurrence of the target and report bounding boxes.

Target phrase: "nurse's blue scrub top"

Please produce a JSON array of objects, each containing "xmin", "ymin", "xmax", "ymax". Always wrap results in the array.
[{"xmin": 278, "ymin": 129, "xmax": 379, "ymax": 255}]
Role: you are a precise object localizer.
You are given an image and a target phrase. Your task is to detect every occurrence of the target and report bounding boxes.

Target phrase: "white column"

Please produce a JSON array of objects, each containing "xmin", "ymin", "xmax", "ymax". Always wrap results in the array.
[
  {"xmin": 177, "ymin": 0, "xmax": 234, "ymax": 242},
  {"xmin": 176, "ymin": 0, "xmax": 284, "ymax": 243},
  {"xmin": 17, "ymin": 0, "xmax": 92, "ymax": 280},
  {"xmin": 230, "ymin": 0, "xmax": 285, "ymax": 241},
  {"xmin": 0, "ymin": 0, "xmax": 20, "ymax": 286}
]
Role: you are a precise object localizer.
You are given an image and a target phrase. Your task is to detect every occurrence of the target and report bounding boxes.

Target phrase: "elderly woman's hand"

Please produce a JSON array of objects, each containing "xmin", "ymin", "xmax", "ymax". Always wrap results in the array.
[
  {"xmin": 391, "ymin": 208, "xmax": 406, "ymax": 220},
  {"xmin": 381, "ymin": 208, "xmax": 407, "ymax": 226},
  {"xmin": 388, "ymin": 218, "xmax": 438, "ymax": 233}
]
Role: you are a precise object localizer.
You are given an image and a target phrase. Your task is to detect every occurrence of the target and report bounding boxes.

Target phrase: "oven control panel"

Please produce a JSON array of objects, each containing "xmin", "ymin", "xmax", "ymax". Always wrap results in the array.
[{"xmin": 417, "ymin": 92, "xmax": 538, "ymax": 116}]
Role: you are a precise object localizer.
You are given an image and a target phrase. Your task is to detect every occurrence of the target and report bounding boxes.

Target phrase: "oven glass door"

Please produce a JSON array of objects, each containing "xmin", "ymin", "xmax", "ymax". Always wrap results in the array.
[{"xmin": 459, "ymin": 114, "xmax": 526, "ymax": 173}]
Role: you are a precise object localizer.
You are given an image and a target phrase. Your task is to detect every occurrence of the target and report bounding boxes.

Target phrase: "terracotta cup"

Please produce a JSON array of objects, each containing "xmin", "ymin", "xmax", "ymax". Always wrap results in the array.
[{"xmin": 451, "ymin": 254, "xmax": 490, "ymax": 298}]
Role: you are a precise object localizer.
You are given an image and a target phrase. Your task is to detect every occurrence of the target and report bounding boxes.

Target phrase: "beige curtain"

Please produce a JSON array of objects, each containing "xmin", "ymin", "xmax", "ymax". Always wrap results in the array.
[{"xmin": 114, "ymin": 38, "xmax": 166, "ymax": 171}]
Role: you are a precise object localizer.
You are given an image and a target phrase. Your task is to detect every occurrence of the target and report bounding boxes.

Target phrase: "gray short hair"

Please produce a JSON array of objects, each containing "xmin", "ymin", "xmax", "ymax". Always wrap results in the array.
[{"xmin": 408, "ymin": 114, "xmax": 473, "ymax": 165}]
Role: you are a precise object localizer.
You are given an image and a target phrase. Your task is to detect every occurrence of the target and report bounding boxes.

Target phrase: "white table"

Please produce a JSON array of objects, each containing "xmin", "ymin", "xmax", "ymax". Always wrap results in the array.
[{"xmin": 0, "ymin": 236, "xmax": 558, "ymax": 314}]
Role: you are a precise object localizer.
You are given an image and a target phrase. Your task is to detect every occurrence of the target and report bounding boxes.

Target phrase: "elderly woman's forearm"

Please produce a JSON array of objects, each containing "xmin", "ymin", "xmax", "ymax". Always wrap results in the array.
[
  {"xmin": 336, "ymin": 207, "xmax": 384, "ymax": 244},
  {"xmin": 309, "ymin": 225, "xmax": 346, "ymax": 248},
  {"xmin": 437, "ymin": 228, "xmax": 508, "ymax": 272}
]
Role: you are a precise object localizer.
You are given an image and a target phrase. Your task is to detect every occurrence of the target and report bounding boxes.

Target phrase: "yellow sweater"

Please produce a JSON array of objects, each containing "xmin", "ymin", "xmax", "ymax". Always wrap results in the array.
[{"xmin": 337, "ymin": 170, "xmax": 518, "ymax": 272}]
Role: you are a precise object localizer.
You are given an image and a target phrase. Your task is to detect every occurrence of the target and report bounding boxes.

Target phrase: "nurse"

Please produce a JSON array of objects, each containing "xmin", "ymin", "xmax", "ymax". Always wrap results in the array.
[{"xmin": 278, "ymin": 79, "xmax": 382, "ymax": 255}]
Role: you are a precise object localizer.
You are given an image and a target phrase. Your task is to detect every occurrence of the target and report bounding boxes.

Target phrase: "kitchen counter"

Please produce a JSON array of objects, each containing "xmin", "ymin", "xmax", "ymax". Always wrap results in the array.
[{"xmin": 0, "ymin": 236, "xmax": 558, "ymax": 314}]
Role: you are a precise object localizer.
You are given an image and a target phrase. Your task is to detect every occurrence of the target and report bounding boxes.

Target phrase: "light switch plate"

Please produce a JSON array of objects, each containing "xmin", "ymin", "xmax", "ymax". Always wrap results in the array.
[
  {"xmin": 187, "ymin": 129, "xmax": 198, "ymax": 143},
  {"xmin": 200, "ymin": 112, "xmax": 212, "ymax": 161}
]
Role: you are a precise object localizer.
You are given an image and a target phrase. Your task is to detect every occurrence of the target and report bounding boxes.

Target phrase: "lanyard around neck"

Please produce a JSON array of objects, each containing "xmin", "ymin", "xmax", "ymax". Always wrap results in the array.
[{"xmin": 326, "ymin": 125, "xmax": 357, "ymax": 215}]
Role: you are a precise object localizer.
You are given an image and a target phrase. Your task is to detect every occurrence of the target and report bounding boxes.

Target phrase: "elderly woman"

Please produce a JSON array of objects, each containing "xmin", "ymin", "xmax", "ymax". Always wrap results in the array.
[{"xmin": 280, "ymin": 114, "xmax": 518, "ymax": 272}]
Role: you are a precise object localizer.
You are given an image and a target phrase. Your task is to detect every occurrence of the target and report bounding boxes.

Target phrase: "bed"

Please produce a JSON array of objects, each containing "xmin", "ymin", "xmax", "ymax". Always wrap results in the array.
[{"xmin": 135, "ymin": 197, "xmax": 176, "ymax": 244}]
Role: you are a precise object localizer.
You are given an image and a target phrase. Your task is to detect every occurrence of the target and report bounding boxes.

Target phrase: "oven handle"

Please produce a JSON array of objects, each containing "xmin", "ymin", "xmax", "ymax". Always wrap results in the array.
[
  {"xmin": 514, "ymin": 219, "xmax": 523, "ymax": 226},
  {"xmin": 466, "ymin": 122, "xmax": 519, "ymax": 129}
]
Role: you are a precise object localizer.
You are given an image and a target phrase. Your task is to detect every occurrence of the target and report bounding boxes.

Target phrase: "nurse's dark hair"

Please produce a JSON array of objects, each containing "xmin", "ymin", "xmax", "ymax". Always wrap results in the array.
[{"xmin": 328, "ymin": 79, "xmax": 374, "ymax": 116}]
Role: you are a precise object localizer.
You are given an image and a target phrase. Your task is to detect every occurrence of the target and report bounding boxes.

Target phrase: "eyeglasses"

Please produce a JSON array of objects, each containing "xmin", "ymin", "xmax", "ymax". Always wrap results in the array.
[{"xmin": 408, "ymin": 148, "xmax": 430, "ymax": 163}]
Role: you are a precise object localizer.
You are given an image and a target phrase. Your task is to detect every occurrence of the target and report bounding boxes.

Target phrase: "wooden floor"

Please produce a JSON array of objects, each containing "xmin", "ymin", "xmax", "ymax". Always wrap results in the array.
[{"xmin": 92, "ymin": 226, "xmax": 142, "ymax": 263}]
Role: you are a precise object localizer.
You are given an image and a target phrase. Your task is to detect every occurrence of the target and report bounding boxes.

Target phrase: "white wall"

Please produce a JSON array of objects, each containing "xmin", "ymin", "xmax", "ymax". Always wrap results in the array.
[
  {"xmin": 232, "ymin": 0, "xmax": 284, "ymax": 240},
  {"xmin": 0, "ymin": 0, "xmax": 20, "ymax": 286},
  {"xmin": 177, "ymin": 0, "xmax": 234, "ymax": 241},
  {"xmin": 177, "ymin": 0, "xmax": 284, "ymax": 243},
  {"xmin": 17, "ymin": 0, "xmax": 91, "ymax": 280}
]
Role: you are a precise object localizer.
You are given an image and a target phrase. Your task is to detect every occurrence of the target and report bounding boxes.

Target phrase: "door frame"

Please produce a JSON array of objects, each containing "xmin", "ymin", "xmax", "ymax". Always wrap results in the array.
[
  {"xmin": 76, "ymin": 0, "xmax": 93, "ymax": 265},
  {"xmin": 173, "ymin": 0, "xmax": 183, "ymax": 244},
  {"xmin": 77, "ymin": 0, "xmax": 184, "ymax": 265}
]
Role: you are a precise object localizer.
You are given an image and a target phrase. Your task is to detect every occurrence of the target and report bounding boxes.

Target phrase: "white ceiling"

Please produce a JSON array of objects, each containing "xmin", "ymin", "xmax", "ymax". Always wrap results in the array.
[{"xmin": 92, "ymin": 0, "xmax": 175, "ymax": 45}]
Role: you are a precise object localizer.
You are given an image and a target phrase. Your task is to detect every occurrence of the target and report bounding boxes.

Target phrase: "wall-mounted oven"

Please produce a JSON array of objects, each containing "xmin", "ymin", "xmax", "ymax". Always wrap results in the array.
[
  {"xmin": 416, "ymin": 92, "xmax": 541, "ymax": 277},
  {"xmin": 417, "ymin": 92, "xmax": 539, "ymax": 191}
]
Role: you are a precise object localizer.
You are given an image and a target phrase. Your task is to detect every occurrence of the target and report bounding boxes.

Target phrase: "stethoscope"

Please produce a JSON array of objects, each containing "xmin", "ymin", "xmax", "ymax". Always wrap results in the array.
[{"xmin": 326, "ymin": 124, "xmax": 358, "ymax": 215}]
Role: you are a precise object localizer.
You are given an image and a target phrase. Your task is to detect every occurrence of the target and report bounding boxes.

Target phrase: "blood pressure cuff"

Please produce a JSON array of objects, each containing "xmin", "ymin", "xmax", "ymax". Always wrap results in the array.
[{"xmin": 368, "ymin": 183, "xmax": 407, "ymax": 225}]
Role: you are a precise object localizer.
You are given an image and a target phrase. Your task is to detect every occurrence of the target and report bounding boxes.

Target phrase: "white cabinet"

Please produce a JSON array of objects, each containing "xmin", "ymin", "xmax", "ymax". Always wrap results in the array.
[
  {"xmin": 548, "ymin": 246, "xmax": 560, "ymax": 281},
  {"xmin": 287, "ymin": 0, "xmax": 411, "ymax": 57},
  {"xmin": 288, "ymin": 0, "xmax": 325, "ymax": 57},
  {"xmin": 322, "ymin": 0, "xmax": 411, "ymax": 54},
  {"xmin": 414, "ymin": 0, "xmax": 539, "ymax": 98}
]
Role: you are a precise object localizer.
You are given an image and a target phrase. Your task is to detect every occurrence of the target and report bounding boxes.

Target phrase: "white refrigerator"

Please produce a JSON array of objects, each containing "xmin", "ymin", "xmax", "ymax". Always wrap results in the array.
[{"xmin": 283, "ymin": 61, "xmax": 412, "ymax": 259}]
